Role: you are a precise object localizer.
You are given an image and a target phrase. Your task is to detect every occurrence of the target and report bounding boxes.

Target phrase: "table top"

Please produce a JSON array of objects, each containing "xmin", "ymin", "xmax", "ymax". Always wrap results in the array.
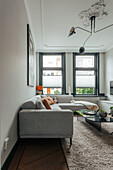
[{"xmin": 76, "ymin": 109, "xmax": 113, "ymax": 123}]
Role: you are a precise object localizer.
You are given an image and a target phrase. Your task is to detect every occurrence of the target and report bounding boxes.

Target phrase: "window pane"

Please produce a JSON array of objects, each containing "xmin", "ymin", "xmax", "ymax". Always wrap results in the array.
[
  {"xmin": 43, "ymin": 70, "xmax": 61, "ymax": 76},
  {"xmin": 43, "ymin": 70, "xmax": 62, "ymax": 87},
  {"xmin": 76, "ymin": 71, "xmax": 95, "ymax": 88},
  {"xmin": 76, "ymin": 55, "xmax": 94, "ymax": 68},
  {"xmin": 76, "ymin": 88, "xmax": 94, "ymax": 94},
  {"xmin": 43, "ymin": 55, "xmax": 62, "ymax": 67},
  {"xmin": 43, "ymin": 88, "xmax": 62, "ymax": 94}
]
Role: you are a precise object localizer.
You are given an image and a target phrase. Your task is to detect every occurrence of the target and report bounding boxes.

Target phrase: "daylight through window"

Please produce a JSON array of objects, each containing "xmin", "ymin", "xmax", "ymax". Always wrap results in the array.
[
  {"xmin": 73, "ymin": 54, "xmax": 99, "ymax": 95},
  {"xmin": 39, "ymin": 53, "xmax": 65, "ymax": 94}
]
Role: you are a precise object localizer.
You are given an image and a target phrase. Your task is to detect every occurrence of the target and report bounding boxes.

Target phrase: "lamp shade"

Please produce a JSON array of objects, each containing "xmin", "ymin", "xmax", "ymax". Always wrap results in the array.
[{"xmin": 36, "ymin": 85, "xmax": 43, "ymax": 91}]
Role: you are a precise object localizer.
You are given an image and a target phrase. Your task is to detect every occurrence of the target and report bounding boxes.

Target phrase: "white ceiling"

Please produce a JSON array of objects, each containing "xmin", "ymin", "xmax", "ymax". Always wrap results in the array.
[{"xmin": 24, "ymin": 0, "xmax": 113, "ymax": 52}]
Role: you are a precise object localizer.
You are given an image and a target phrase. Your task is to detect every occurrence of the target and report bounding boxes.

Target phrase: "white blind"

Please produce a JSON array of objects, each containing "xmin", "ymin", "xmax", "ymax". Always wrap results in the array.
[
  {"xmin": 43, "ymin": 76, "xmax": 62, "ymax": 87},
  {"xmin": 76, "ymin": 76, "xmax": 95, "ymax": 88}
]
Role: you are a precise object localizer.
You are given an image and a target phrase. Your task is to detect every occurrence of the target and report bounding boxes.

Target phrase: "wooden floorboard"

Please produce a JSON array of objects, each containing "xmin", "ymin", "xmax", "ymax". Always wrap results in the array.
[
  {"xmin": 8, "ymin": 139, "xmax": 68, "ymax": 170},
  {"xmin": 8, "ymin": 141, "xmax": 25, "ymax": 170}
]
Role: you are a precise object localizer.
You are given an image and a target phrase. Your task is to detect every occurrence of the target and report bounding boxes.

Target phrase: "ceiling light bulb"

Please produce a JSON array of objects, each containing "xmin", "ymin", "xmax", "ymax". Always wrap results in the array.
[{"xmin": 79, "ymin": 47, "xmax": 85, "ymax": 54}]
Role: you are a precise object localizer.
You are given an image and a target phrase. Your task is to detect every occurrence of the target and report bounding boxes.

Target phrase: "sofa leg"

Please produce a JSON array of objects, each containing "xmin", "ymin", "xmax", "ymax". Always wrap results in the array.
[{"xmin": 70, "ymin": 138, "xmax": 72, "ymax": 147}]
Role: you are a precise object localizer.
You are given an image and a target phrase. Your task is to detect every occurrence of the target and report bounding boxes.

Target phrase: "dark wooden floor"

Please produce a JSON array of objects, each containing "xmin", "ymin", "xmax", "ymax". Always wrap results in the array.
[{"xmin": 8, "ymin": 139, "xmax": 69, "ymax": 170}]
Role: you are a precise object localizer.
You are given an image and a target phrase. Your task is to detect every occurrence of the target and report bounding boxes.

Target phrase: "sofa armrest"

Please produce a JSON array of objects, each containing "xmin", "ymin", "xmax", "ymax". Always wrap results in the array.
[
  {"xmin": 19, "ymin": 109, "xmax": 73, "ymax": 138},
  {"xmin": 19, "ymin": 108, "xmax": 73, "ymax": 114}
]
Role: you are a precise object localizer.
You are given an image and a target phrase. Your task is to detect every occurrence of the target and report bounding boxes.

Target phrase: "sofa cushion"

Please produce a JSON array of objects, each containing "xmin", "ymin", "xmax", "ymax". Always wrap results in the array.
[
  {"xmin": 42, "ymin": 98, "xmax": 51, "ymax": 109},
  {"xmin": 41, "ymin": 95, "xmax": 47, "ymax": 98},
  {"xmin": 58, "ymin": 103, "xmax": 86, "ymax": 112},
  {"xmin": 21, "ymin": 97, "xmax": 37, "ymax": 109},
  {"xmin": 50, "ymin": 96, "xmax": 58, "ymax": 104},
  {"xmin": 35, "ymin": 95, "xmax": 41, "ymax": 99},
  {"xmin": 46, "ymin": 96, "xmax": 54, "ymax": 105},
  {"xmin": 50, "ymin": 104, "xmax": 62, "ymax": 110},
  {"xmin": 36, "ymin": 98, "xmax": 46, "ymax": 109}
]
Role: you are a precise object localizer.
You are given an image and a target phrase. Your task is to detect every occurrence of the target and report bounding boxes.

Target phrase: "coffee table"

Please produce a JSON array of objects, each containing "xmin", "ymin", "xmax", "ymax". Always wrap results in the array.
[{"xmin": 76, "ymin": 109, "xmax": 113, "ymax": 131}]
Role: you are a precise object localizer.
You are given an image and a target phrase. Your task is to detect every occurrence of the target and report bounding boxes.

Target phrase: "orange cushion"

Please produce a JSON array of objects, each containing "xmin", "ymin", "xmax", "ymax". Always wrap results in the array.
[
  {"xmin": 42, "ymin": 98, "xmax": 51, "ymax": 109},
  {"xmin": 46, "ymin": 96, "xmax": 54, "ymax": 105}
]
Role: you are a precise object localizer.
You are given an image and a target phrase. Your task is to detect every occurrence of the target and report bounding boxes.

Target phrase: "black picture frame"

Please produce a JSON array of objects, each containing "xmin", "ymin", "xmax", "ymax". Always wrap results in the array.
[
  {"xmin": 110, "ymin": 81, "xmax": 113, "ymax": 95},
  {"xmin": 27, "ymin": 24, "xmax": 35, "ymax": 87}
]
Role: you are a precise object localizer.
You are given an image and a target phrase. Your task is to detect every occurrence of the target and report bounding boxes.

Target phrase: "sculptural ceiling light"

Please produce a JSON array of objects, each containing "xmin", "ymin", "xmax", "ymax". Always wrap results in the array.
[{"xmin": 68, "ymin": 0, "xmax": 113, "ymax": 53}]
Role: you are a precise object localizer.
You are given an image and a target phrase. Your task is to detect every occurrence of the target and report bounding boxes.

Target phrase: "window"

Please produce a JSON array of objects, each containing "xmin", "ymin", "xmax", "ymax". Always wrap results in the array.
[
  {"xmin": 39, "ymin": 53, "xmax": 66, "ymax": 94},
  {"xmin": 73, "ymin": 53, "xmax": 99, "ymax": 95}
]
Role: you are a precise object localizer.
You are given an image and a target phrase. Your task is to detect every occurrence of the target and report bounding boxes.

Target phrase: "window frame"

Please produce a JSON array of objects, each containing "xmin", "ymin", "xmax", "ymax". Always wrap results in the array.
[
  {"xmin": 39, "ymin": 53, "xmax": 66, "ymax": 94},
  {"xmin": 73, "ymin": 53, "xmax": 99, "ymax": 96}
]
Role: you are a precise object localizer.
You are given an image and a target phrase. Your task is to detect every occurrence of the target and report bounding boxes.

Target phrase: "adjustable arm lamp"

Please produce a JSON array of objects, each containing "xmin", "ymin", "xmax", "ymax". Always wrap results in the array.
[
  {"xmin": 69, "ymin": 16, "xmax": 113, "ymax": 54},
  {"xmin": 68, "ymin": 0, "xmax": 113, "ymax": 54}
]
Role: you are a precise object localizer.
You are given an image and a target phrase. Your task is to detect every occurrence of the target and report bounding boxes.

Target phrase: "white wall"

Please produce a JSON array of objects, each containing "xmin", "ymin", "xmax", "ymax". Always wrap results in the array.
[
  {"xmin": 0, "ymin": 0, "xmax": 36, "ymax": 166},
  {"xmin": 105, "ymin": 48, "xmax": 113, "ymax": 101},
  {"xmin": 36, "ymin": 52, "xmax": 105, "ymax": 95},
  {"xmin": 99, "ymin": 53, "xmax": 105, "ymax": 93},
  {"xmin": 66, "ymin": 53, "xmax": 73, "ymax": 93}
]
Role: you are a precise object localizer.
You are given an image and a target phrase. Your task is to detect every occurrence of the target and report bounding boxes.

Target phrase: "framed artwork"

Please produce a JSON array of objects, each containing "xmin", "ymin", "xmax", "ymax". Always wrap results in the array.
[
  {"xmin": 110, "ymin": 81, "xmax": 113, "ymax": 95},
  {"xmin": 27, "ymin": 24, "xmax": 35, "ymax": 87}
]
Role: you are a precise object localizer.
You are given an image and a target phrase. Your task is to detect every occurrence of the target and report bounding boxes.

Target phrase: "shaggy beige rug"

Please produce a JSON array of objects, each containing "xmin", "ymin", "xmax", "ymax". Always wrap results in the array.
[{"xmin": 62, "ymin": 117, "xmax": 113, "ymax": 170}]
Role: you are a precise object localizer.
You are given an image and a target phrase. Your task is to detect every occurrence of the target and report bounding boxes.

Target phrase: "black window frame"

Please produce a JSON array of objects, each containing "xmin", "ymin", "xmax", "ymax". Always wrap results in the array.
[
  {"xmin": 39, "ymin": 52, "xmax": 66, "ymax": 94},
  {"xmin": 73, "ymin": 53, "xmax": 99, "ymax": 96}
]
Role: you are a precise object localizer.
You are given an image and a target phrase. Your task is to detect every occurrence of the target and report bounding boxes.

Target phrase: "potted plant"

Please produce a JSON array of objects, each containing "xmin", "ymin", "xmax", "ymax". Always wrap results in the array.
[{"xmin": 98, "ymin": 109, "xmax": 107, "ymax": 118}]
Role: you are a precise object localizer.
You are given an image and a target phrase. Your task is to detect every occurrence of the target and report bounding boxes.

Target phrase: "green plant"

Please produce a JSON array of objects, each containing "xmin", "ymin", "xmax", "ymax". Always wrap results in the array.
[
  {"xmin": 110, "ymin": 106, "xmax": 113, "ymax": 110},
  {"xmin": 54, "ymin": 90, "xmax": 60, "ymax": 94},
  {"xmin": 99, "ymin": 109, "xmax": 105, "ymax": 113},
  {"xmin": 76, "ymin": 88, "xmax": 94, "ymax": 94}
]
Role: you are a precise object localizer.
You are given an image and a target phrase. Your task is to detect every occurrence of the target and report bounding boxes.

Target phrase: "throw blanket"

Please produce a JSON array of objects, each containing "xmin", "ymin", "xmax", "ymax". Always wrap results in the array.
[{"xmin": 71, "ymin": 101, "xmax": 99, "ymax": 111}]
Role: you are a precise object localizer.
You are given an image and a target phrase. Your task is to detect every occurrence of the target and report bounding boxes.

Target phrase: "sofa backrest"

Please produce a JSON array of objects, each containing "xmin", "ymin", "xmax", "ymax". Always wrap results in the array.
[
  {"xmin": 21, "ymin": 95, "xmax": 73, "ymax": 109},
  {"xmin": 50, "ymin": 95, "xmax": 73, "ymax": 103},
  {"xmin": 21, "ymin": 96, "xmax": 41, "ymax": 109}
]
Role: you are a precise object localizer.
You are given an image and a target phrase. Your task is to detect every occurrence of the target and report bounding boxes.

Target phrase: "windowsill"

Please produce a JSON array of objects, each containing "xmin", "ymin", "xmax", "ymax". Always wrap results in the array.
[
  {"xmin": 74, "ymin": 95, "xmax": 103, "ymax": 97},
  {"xmin": 40, "ymin": 93, "xmax": 106, "ymax": 98}
]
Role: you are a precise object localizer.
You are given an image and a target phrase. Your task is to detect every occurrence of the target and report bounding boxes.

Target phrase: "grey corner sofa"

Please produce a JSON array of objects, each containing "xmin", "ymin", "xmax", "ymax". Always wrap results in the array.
[
  {"xmin": 19, "ymin": 95, "xmax": 98, "ymax": 146},
  {"xmin": 19, "ymin": 95, "xmax": 73, "ymax": 145}
]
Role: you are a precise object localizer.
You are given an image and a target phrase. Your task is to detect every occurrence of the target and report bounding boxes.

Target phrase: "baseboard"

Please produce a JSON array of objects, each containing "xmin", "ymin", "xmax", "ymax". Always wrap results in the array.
[{"xmin": 1, "ymin": 138, "xmax": 20, "ymax": 170}]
